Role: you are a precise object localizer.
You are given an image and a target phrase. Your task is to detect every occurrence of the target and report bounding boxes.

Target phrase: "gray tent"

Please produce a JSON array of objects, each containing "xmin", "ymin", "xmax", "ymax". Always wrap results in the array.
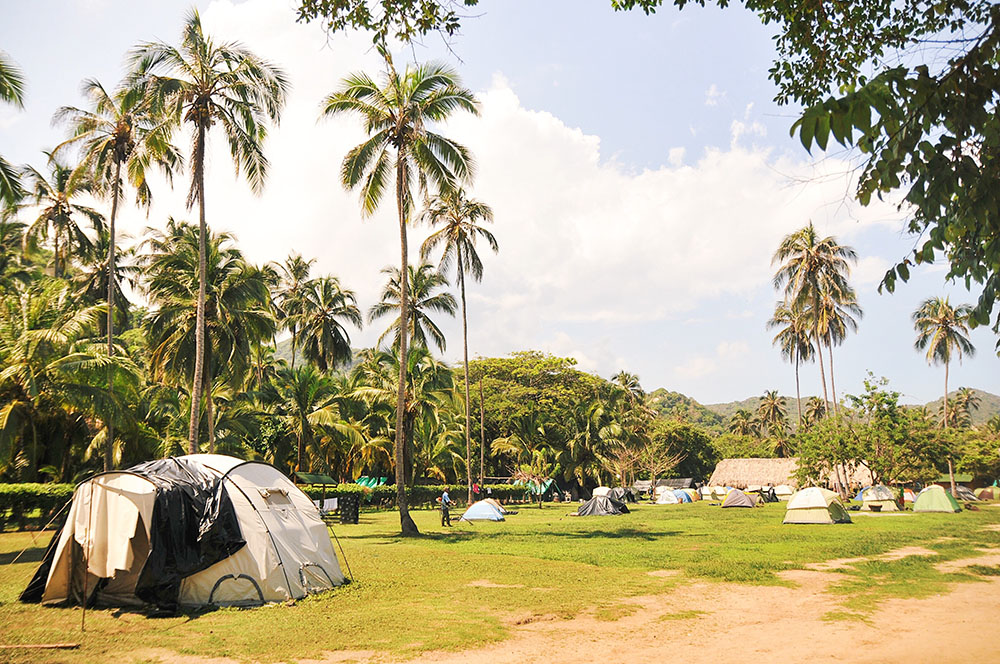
[
  {"xmin": 720, "ymin": 489, "xmax": 757, "ymax": 508},
  {"xmin": 576, "ymin": 496, "xmax": 629, "ymax": 516},
  {"xmin": 949, "ymin": 485, "xmax": 978, "ymax": 501}
]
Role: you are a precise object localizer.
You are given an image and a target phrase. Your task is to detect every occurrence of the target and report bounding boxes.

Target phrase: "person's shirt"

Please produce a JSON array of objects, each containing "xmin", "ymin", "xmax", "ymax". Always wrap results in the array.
[{"xmin": 441, "ymin": 491, "xmax": 451, "ymax": 506}]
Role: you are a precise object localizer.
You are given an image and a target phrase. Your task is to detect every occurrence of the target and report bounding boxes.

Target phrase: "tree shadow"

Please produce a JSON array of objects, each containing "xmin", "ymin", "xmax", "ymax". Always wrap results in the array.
[
  {"xmin": 0, "ymin": 545, "xmax": 47, "ymax": 565},
  {"xmin": 547, "ymin": 529, "xmax": 682, "ymax": 541}
]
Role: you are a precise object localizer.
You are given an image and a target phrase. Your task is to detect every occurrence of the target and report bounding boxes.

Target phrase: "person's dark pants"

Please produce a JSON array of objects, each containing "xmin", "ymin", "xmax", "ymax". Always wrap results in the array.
[{"xmin": 441, "ymin": 506, "xmax": 451, "ymax": 526}]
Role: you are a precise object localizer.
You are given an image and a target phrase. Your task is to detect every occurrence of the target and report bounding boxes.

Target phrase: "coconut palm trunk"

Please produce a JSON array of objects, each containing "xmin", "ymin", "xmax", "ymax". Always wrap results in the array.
[
  {"xmin": 479, "ymin": 376, "xmax": 486, "ymax": 485},
  {"xmin": 827, "ymin": 336, "xmax": 839, "ymax": 416},
  {"xmin": 457, "ymin": 243, "xmax": 473, "ymax": 504},
  {"xmin": 187, "ymin": 124, "xmax": 207, "ymax": 453},
  {"xmin": 104, "ymin": 159, "xmax": 121, "ymax": 471},
  {"xmin": 814, "ymin": 326, "xmax": 830, "ymax": 411},
  {"xmin": 944, "ymin": 359, "xmax": 957, "ymax": 496},
  {"xmin": 394, "ymin": 156, "xmax": 418, "ymax": 535},
  {"xmin": 204, "ymin": 342, "xmax": 215, "ymax": 453},
  {"xmin": 793, "ymin": 351, "xmax": 802, "ymax": 429}
]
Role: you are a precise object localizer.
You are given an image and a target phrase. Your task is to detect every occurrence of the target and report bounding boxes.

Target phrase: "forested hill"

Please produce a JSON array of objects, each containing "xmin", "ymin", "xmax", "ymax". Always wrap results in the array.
[
  {"xmin": 925, "ymin": 389, "xmax": 1000, "ymax": 426},
  {"xmin": 646, "ymin": 389, "xmax": 724, "ymax": 431}
]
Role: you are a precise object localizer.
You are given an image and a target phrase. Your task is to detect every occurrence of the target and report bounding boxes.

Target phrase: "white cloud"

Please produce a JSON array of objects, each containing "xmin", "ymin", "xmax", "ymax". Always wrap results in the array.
[
  {"xmin": 672, "ymin": 341, "xmax": 749, "ymax": 379},
  {"xmin": 120, "ymin": 0, "xmax": 906, "ymax": 378},
  {"xmin": 704, "ymin": 83, "xmax": 725, "ymax": 107}
]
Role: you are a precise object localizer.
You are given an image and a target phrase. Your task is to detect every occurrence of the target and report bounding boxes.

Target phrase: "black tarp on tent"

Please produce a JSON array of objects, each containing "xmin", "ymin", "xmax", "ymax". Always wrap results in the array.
[
  {"xmin": 577, "ymin": 495, "xmax": 630, "ymax": 516},
  {"xmin": 21, "ymin": 457, "xmax": 245, "ymax": 610}
]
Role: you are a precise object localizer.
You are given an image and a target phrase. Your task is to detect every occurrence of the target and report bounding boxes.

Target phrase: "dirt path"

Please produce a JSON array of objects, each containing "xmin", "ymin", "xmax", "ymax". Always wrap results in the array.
[{"xmin": 143, "ymin": 548, "xmax": 1000, "ymax": 664}]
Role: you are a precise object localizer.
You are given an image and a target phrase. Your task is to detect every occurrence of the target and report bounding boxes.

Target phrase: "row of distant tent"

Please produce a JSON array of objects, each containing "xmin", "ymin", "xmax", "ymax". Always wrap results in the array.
[{"xmin": 354, "ymin": 476, "xmax": 388, "ymax": 488}]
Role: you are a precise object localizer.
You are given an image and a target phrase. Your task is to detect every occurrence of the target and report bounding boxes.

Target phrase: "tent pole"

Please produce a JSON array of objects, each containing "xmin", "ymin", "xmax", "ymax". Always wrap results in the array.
[
  {"xmin": 327, "ymin": 525, "xmax": 354, "ymax": 583},
  {"xmin": 81, "ymin": 482, "xmax": 95, "ymax": 632}
]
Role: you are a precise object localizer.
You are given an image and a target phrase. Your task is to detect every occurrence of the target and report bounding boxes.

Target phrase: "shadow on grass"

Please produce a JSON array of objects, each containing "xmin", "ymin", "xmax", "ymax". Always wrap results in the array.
[
  {"xmin": 547, "ymin": 529, "xmax": 682, "ymax": 541},
  {"xmin": 0, "ymin": 545, "xmax": 47, "ymax": 565}
]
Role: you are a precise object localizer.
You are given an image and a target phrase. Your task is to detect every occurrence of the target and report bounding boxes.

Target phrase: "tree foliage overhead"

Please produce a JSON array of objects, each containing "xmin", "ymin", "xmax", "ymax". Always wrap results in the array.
[{"xmin": 296, "ymin": 0, "xmax": 480, "ymax": 45}]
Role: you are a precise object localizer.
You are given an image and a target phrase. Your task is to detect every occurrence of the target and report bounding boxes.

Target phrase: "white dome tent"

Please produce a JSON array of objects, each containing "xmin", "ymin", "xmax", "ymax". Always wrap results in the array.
[{"xmin": 21, "ymin": 454, "xmax": 344, "ymax": 610}]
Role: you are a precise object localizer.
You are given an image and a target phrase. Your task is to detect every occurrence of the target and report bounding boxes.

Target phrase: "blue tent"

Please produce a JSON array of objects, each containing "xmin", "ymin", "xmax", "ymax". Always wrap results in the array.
[
  {"xmin": 854, "ymin": 486, "xmax": 871, "ymax": 502},
  {"xmin": 673, "ymin": 490, "xmax": 692, "ymax": 503},
  {"xmin": 461, "ymin": 500, "xmax": 505, "ymax": 522}
]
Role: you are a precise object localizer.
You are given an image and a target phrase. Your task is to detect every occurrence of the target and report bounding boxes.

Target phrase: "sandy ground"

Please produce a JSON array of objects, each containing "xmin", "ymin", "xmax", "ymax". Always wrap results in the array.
[{"xmin": 141, "ymin": 546, "xmax": 1000, "ymax": 664}]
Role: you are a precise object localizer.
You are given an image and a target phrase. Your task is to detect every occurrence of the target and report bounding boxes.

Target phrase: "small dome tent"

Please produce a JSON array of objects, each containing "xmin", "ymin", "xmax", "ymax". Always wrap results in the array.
[
  {"xmin": 20, "ymin": 455, "xmax": 344, "ymax": 610},
  {"xmin": 461, "ymin": 500, "xmax": 505, "ymax": 521},
  {"xmin": 721, "ymin": 489, "xmax": 757, "ymax": 508},
  {"xmin": 655, "ymin": 490, "xmax": 679, "ymax": 505},
  {"xmin": 861, "ymin": 485, "xmax": 900, "ymax": 511},
  {"xmin": 576, "ymin": 495, "xmax": 629, "ymax": 516},
  {"xmin": 913, "ymin": 485, "xmax": 962, "ymax": 513},
  {"xmin": 783, "ymin": 487, "xmax": 851, "ymax": 524}
]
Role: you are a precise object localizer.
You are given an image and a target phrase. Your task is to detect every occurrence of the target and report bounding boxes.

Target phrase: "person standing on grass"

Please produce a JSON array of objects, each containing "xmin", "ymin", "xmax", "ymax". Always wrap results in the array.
[{"xmin": 440, "ymin": 489, "xmax": 452, "ymax": 527}]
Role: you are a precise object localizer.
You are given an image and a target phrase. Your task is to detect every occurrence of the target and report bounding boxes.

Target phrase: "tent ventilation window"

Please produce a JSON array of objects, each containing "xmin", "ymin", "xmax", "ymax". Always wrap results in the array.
[
  {"xmin": 208, "ymin": 574, "xmax": 265, "ymax": 606},
  {"xmin": 258, "ymin": 488, "xmax": 292, "ymax": 506}
]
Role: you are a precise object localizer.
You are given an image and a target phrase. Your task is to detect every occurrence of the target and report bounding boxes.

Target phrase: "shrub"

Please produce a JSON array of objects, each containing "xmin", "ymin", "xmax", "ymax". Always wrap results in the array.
[{"xmin": 0, "ymin": 483, "xmax": 75, "ymax": 531}]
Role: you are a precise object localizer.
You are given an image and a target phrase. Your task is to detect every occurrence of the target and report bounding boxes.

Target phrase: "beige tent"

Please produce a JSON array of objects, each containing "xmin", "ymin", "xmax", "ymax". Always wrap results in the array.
[
  {"xmin": 592, "ymin": 486, "xmax": 612, "ymax": 497},
  {"xmin": 22, "ymin": 454, "xmax": 344, "ymax": 609},
  {"xmin": 774, "ymin": 484, "xmax": 795, "ymax": 501},
  {"xmin": 860, "ymin": 485, "xmax": 900, "ymax": 512},
  {"xmin": 482, "ymin": 497, "xmax": 507, "ymax": 514},
  {"xmin": 783, "ymin": 487, "xmax": 851, "ymax": 524}
]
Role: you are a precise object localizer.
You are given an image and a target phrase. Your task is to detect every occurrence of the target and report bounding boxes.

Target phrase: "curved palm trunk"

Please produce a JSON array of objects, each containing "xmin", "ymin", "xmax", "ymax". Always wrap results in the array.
[
  {"xmin": 814, "ymin": 325, "xmax": 830, "ymax": 414},
  {"xmin": 827, "ymin": 336, "xmax": 839, "ymax": 416},
  {"xmin": 104, "ymin": 160, "xmax": 121, "ymax": 472},
  {"xmin": 457, "ymin": 246, "xmax": 473, "ymax": 505},
  {"xmin": 204, "ymin": 343, "xmax": 215, "ymax": 454},
  {"xmin": 394, "ymin": 157, "xmax": 418, "ymax": 536},
  {"xmin": 794, "ymin": 351, "xmax": 802, "ymax": 430},
  {"xmin": 479, "ymin": 377, "xmax": 486, "ymax": 485},
  {"xmin": 53, "ymin": 225, "xmax": 60, "ymax": 279},
  {"xmin": 290, "ymin": 326, "xmax": 297, "ymax": 370},
  {"xmin": 188, "ymin": 124, "xmax": 207, "ymax": 453},
  {"xmin": 945, "ymin": 360, "xmax": 957, "ymax": 496}
]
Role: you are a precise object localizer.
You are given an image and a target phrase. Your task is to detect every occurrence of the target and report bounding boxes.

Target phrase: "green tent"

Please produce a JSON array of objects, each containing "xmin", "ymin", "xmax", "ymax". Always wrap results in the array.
[{"xmin": 913, "ymin": 485, "xmax": 961, "ymax": 513}]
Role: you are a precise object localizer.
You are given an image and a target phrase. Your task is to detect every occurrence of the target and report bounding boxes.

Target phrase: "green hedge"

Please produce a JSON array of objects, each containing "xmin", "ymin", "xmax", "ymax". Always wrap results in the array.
[
  {"xmin": 0, "ymin": 483, "xmax": 75, "ymax": 531},
  {"xmin": 299, "ymin": 483, "xmax": 531, "ymax": 508},
  {"xmin": 0, "ymin": 481, "xmax": 538, "ymax": 530}
]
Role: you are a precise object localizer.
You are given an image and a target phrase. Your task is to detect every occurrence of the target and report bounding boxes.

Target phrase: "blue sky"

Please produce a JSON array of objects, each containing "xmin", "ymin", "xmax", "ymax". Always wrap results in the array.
[{"xmin": 2, "ymin": 0, "xmax": 998, "ymax": 406}]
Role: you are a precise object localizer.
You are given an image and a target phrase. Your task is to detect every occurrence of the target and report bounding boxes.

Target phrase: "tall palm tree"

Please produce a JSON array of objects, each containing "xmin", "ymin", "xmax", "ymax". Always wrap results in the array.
[
  {"xmin": 772, "ymin": 222, "xmax": 856, "ymax": 412},
  {"xmin": 368, "ymin": 263, "xmax": 457, "ymax": 352},
  {"xmin": 322, "ymin": 56, "xmax": 477, "ymax": 535},
  {"xmin": 53, "ymin": 77, "xmax": 179, "ymax": 470},
  {"xmin": 274, "ymin": 253, "xmax": 314, "ymax": 369},
  {"xmin": 756, "ymin": 390, "xmax": 787, "ymax": 441},
  {"xmin": 767, "ymin": 302, "xmax": 814, "ymax": 428},
  {"xmin": 297, "ymin": 276, "xmax": 362, "ymax": 371},
  {"xmin": 0, "ymin": 52, "xmax": 26, "ymax": 208},
  {"xmin": 803, "ymin": 396, "xmax": 826, "ymax": 427},
  {"xmin": 130, "ymin": 9, "xmax": 289, "ymax": 452},
  {"xmin": 913, "ymin": 295, "xmax": 976, "ymax": 494},
  {"xmin": 23, "ymin": 153, "xmax": 104, "ymax": 278},
  {"xmin": 143, "ymin": 220, "xmax": 275, "ymax": 451},
  {"xmin": 419, "ymin": 188, "xmax": 497, "ymax": 503}
]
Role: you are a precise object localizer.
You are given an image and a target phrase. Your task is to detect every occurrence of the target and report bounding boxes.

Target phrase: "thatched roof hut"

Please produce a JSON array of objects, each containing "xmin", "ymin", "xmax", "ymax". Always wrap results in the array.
[
  {"xmin": 708, "ymin": 458, "xmax": 799, "ymax": 489},
  {"xmin": 708, "ymin": 458, "xmax": 876, "ymax": 490}
]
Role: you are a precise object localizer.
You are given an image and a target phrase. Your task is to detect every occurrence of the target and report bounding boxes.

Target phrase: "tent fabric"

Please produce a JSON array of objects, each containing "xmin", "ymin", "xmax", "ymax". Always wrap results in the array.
[
  {"xmin": 577, "ymin": 496, "xmax": 629, "ymax": 516},
  {"xmin": 482, "ymin": 498, "xmax": 507, "ymax": 514},
  {"xmin": 22, "ymin": 454, "xmax": 344, "ymax": 610},
  {"xmin": 592, "ymin": 487, "xmax": 611, "ymax": 497},
  {"xmin": 975, "ymin": 487, "xmax": 1000, "ymax": 501},
  {"xmin": 721, "ymin": 489, "xmax": 757, "ymax": 508},
  {"xmin": 913, "ymin": 485, "xmax": 962, "ymax": 513},
  {"xmin": 673, "ymin": 490, "xmax": 692, "ymax": 503},
  {"xmin": 861, "ymin": 485, "xmax": 900, "ymax": 512},
  {"xmin": 783, "ymin": 487, "xmax": 851, "ymax": 524},
  {"xmin": 949, "ymin": 485, "xmax": 978, "ymax": 501},
  {"xmin": 903, "ymin": 488, "xmax": 917, "ymax": 503},
  {"xmin": 655, "ymin": 491, "xmax": 679, "ymax": 505},
  {"xmin": 460, "ymin": 500, "xmax": 505, "ymax": 521},
  {"xmin": 681, "ymin": 488, "xmax": 699, "ymax": 501}
]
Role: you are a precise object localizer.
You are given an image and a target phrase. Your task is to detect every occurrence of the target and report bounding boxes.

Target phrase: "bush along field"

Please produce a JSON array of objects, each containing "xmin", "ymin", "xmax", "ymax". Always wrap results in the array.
[{"xmin": 1, "ymin": 501, "xmax": 999, "ymax": 662}]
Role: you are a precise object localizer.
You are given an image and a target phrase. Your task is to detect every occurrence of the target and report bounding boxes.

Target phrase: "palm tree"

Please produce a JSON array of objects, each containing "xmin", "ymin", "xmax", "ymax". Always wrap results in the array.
[
  {"xmin": 772, "ymin": 222, "xmax": 856, "ymax": 411},
  {"xmin": 368, "ymin": 263, "xmax": 457, "ymax": 352},
  {"xmin": 143, "ymin": 220, "xmax": 275, "ymax": 451},
  {"xmin": 297, "ymin": 276, "xmax": 362, "ymax": 371},
  {"xmin": 803, "ymin": 396, "xmax": 826, "ymax": 427},
  {"xmin": 756, "ymin": 390, "xmax": 787, "ymax": 440},
  {"xmin": 274, "ymin": 253, "xmax": 314, "ymax": 369},
  {"xmin": 0, "ymin": 52, "xmax": 26, "ymax": 207},
  {"xmin": 728, "ymin": 409, "xmax": 759, "ymax": 437},
  {"xmin": 130, "ymin": 9, "xmax": 289, "ymax": 452},
  {"xmin": 913, "ymin": 295, "xmax": 976, "ymax": 494},
  {"xmin": 419, "ymin": 188, "xmax": 497, "ymax": 503},
  {"xmin": 322, "ymin": 57, "xmax": 477, "ymax": 535},
  {"xmin": 53, "ymin": 77, "xmax": 179, "ymax": 470},
  {"xmin": 816, "ymin": 285, "xmax": 862, "ymax": 415},
  {"xmin": 949, "ymin": 387, "xmax": 981, "ymax": 429},
  {"xmin": 263, "ymin": 365, "xmax": 338, "ymax": 473},
  {"xmin": 767, "ymin": 302, "xmax": 814, "ymax": 428},
  {"xmin": 23, "ymin": 153, "xmax": 104, "ymax": 278}
]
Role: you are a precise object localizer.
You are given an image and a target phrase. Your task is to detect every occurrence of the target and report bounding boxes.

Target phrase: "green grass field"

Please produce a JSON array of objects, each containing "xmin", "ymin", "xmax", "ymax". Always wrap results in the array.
[{"xmin": 1, "ymin": 501, "xmax": 999, "ymax": 662}]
